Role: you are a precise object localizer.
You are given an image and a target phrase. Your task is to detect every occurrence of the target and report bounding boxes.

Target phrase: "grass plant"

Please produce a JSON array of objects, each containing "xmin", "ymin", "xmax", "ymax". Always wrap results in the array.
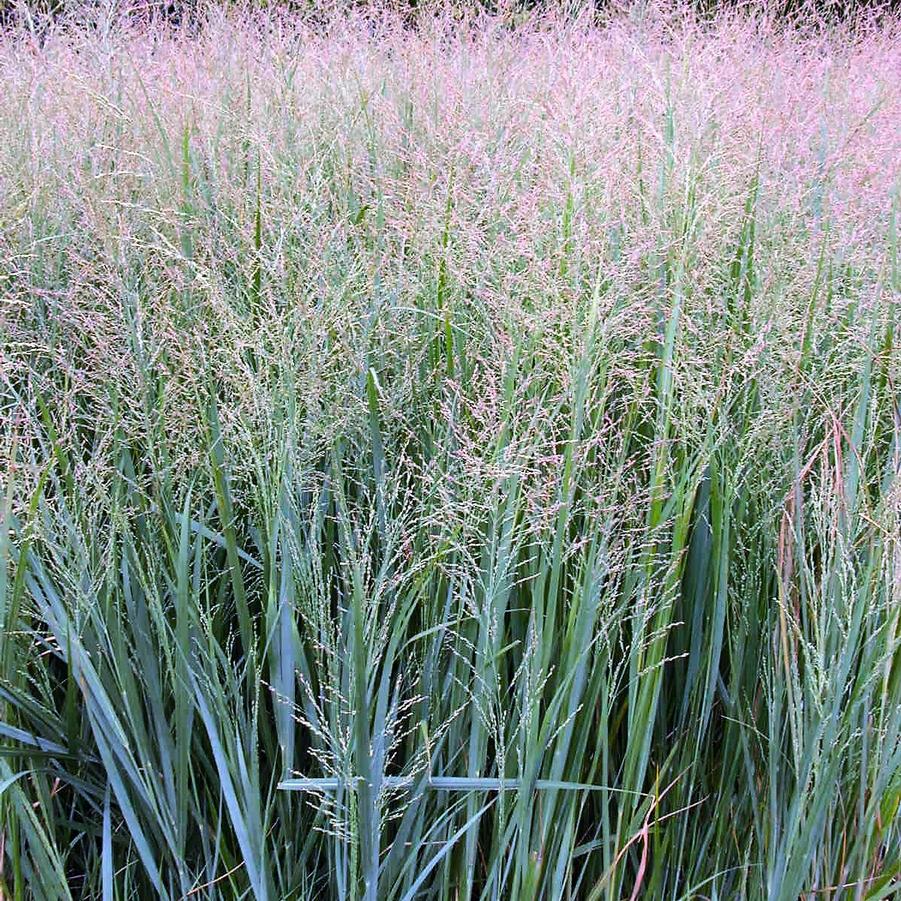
[{"xmin": 0, "ymin": 2, "xmax": 899, "ymax": 897}]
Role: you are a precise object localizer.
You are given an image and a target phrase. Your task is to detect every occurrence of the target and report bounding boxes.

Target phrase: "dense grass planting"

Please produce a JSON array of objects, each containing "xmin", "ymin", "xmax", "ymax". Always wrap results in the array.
[{"xmin": 0, "ymin": 3, "xmax": 899, "ymax": 898}]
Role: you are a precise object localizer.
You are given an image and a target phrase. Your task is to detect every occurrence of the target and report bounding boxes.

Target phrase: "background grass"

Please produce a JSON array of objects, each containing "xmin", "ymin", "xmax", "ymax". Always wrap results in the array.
[{"xmin": 0, "ymin": 2, "xmax": 899, "ymax": 898}]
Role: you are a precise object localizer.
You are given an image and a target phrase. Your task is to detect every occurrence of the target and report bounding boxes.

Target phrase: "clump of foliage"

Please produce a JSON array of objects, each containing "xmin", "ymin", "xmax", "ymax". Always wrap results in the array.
[{"xmin": 0, "ymin": 2, "xmax": 899, "ymax": 898}]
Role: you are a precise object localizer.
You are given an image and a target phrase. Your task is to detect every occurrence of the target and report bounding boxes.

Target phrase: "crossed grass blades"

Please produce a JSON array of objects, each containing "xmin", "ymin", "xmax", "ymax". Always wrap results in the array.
[{"xmin": 0, "ymin": 2, "xmax": 899, "ymax": 898}]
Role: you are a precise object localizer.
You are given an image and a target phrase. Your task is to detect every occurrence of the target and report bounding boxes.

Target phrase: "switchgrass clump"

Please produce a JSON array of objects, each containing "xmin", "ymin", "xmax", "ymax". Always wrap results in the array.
[{"xmin": 0, "ymin": 2, "xmax": 899, "ymax": 898}]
